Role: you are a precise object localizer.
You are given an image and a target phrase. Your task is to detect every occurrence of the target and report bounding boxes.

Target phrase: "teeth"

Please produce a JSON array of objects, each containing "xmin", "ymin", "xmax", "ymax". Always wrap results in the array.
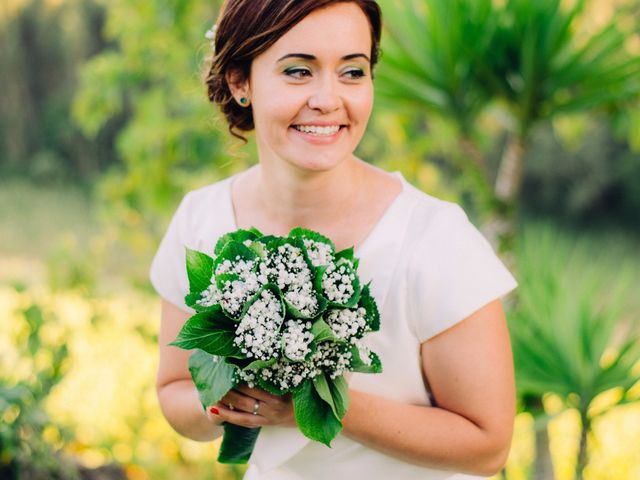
[{"xmin": 293, "ymin": 125, "xmax": 341, "ymax": 136}]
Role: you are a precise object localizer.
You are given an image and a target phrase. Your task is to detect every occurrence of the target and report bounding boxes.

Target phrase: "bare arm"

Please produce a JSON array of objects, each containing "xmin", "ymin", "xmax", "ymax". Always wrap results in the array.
[
  {"xmin": 156, "ymin": 299, "xmax": 224, "ymax": 441},
  {"xmin": 341, "ymin": 299, "xmax": 516, "ymax": 476}
]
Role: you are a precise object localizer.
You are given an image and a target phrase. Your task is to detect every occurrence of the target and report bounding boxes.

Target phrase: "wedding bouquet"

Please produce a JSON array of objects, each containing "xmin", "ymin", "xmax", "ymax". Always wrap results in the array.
[{"xmin": 170, "ymin": 227, "xmax": 382, "ymax": 463}]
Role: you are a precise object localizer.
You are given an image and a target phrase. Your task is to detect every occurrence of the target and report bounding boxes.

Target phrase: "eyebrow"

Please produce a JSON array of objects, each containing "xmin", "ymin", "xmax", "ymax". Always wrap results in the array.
[{"xmin": 276, "ymin": 53, "xmax": 370, "ymax": 63}]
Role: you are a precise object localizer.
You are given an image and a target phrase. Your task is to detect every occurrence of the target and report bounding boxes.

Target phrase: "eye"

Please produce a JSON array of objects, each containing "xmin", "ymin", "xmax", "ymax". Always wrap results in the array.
[
  {"xmin": 284, "ymin": 67, "xmax": 312, "ymax": 79},
  {"xmin": 343, "ymin": 68, "xmax": 366, "ymax": 79}
]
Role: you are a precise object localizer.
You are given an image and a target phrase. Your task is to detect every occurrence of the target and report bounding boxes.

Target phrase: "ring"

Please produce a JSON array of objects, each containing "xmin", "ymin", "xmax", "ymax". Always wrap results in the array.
[
  {"xmin": 228, "ymin": 403, "xmax": 235, "ymax": 411},
  {"xmin": 252, "ymin": 399, "xmax": 260, "ymax": 415}
]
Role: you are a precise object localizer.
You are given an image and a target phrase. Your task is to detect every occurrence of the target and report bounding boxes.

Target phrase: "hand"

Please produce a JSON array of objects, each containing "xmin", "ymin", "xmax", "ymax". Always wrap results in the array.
[{"xmin": 207, "ymin": 384, "xmax": 297, "ymax": 429}]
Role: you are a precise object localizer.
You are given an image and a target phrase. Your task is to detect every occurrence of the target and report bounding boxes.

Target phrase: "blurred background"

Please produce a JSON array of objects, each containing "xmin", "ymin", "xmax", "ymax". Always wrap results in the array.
[{"xmin": 1, "ymin": 0, "xmax": 639, "ymax": 479}]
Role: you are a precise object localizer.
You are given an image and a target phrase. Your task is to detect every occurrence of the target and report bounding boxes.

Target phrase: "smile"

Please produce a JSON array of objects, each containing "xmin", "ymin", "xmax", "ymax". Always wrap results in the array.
[{"xmin": 292, "ymin": 125, "xmax": 343, "ymax": 136}]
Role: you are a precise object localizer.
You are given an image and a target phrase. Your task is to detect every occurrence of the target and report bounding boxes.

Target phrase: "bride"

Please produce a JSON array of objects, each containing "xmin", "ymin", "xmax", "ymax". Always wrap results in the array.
[{"xmin": 150, "ymin": 1, "xmax": 518, "ymax": 478}]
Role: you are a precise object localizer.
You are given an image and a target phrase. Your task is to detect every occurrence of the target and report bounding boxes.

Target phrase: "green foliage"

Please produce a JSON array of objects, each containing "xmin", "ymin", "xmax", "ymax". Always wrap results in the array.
[
  {"xmin": 522, "ymin": 120, "xmax": 640, "ymax": 227},
  {"xmin": 188, "ymin": 350, "xmax": 238, "ymax": 411},
  {"xmin": 378, "ymin": 0, "xmax": 640, "ymax": 137},
  {"xmin": 0, "ymin": 0, "xmax": 118, "ymax": 181},
  {"xmin": 0, "ymin": 291, "xmax": 78, "ymax": 480},
  {"xmin": 376, "ymin": 0, "xmax": 495, "ymax": 133},
  {"xmin": 509, "ymin": 221, "xmax": 640, "ymax": 476},
  {"xmin": 376, "ymin": 0, "xmax": 640, "ymax": 229},
  {"xmin": 292, "ymin": 379, "xmax": 344, "ymax": 448},
  {"xmin": 478, "ymin": 0, "xmax": 640, "ymax": 137},
  {"xmin": 72, "ymin": 0, "xmax": 248, "ymax": 273}
]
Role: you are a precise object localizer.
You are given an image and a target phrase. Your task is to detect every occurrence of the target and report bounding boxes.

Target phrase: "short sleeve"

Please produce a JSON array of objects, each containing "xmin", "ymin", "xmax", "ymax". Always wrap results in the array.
[
  {"xmin": 408, "ymin": 204, "xmax": 517, "ymax": 342},
  {"xmin": 149, "ymin": 193, "xmax": 194, "ymax": 313}
]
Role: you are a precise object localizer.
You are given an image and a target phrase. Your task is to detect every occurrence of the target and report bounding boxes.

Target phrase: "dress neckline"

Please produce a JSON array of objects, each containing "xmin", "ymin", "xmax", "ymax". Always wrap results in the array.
[{"xmin": 224, "ymin": 170, "xmax": 408, "ymax": 257}]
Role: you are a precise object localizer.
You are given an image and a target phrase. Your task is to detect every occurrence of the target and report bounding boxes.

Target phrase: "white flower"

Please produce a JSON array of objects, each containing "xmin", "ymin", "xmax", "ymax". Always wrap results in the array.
[
  {"xmin": 325, "ymin": 307, "xmax": 368, "ymax": 340},
  {"xmin": 214, "ymin": 256, "xmax": 266, "ymax": 317},
  {"xmin": 204, "ymin": 23, "xmax": 218, "ymax": 49},
  {"xmin": 264, "ymin": 243, "xmax": 319, "ymax": 317},
  {"xmin": 322, "ymin": 262, "xmax": 356, "ymax": 304},
  {"xmin": 196, "ymin": 283, "xmax": 222, "ymax": 307},
  {"xmin": 234, "ymin": 288, "xmax": 284, "ymax": 360},
  {"xmin": 303, "ymin": 238, "xmax": 334, "ymax": 267},
  {"xmin": 282, "ymin": 320, "xmax": 314, "ymax": 361}
]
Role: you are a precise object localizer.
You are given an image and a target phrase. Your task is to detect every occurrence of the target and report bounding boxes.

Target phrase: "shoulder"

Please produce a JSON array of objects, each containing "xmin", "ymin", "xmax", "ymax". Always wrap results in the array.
[
  {"xmin": 175, "ymin": 176, "xmax": 232, "ymax": 219},
  {"xmin": 400, "ymin": 182, "xmax": 498, "ymax": 276},
  {"xmin": 165, "ymin": 175, "xmax": 236, "ymax": 250},
  {"xmin": 402, "ymin": 182, "xmax": 473, "ymax": 239}
]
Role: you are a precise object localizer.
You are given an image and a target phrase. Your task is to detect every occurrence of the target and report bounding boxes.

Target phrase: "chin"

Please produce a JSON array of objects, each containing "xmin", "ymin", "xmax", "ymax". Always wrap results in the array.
[{"xmin": 283, "ymin": 151, "xmax": 352, "ymax": 174}]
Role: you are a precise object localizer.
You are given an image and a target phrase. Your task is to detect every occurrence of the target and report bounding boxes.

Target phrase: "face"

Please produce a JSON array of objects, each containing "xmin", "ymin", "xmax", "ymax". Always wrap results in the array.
[{"xmin": 236, "ymin": 2, "xmax": 374, "ymax": 174}]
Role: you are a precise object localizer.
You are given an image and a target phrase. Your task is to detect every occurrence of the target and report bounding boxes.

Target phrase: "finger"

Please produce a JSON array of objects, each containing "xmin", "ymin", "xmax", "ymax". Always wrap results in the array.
[
  {"xmin": 215, "ymin": 402, "xmax": 268, "ymax": 428},
  {"xmin": 234, "ymin": 384, "xmax": 282, "ymax": 403},
  {"xmin": 221, "ymin": 390, "xmax": 262, "ymax": 414},
  {"xmin": 205, "ymin": 405, "xmax": 224, "ymax": 425}
]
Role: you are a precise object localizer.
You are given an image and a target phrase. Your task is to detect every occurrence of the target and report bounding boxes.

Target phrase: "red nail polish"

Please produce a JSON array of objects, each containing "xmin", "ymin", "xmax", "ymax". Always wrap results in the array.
[{"xmin": 210, "ymin": 407, "xmax": 219, "ymax": 415}]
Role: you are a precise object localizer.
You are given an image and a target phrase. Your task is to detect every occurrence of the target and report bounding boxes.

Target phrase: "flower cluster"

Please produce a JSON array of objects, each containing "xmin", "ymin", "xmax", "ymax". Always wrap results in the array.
[
  {"xmin": 322, "ymin": 261, "xmax": 356, "ymax": 304},
  {"xmin": 183, "ymin": 228, "xmax": 380, "ymax": 396},
  {"xmin": 264, "ymin": 243, "xmax": 319, "ymax": 317},
  {"xmin": 234, "ymin": 288, "xmax": 284, "ymax": 360}
]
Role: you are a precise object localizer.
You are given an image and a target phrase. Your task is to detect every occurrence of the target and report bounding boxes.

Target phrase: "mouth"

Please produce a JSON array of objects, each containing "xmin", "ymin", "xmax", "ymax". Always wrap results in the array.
[{"xmin": 290, "ymin": 124, "xmax": 347, "ymax": 137}]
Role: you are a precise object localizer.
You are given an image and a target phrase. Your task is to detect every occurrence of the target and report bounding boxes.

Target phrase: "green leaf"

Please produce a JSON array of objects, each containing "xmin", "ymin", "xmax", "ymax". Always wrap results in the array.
[
  {"xmin": 185, "ymin": 247, "xmax": 213, "ymax": 294},
  {"xmin": 288, "ymin": 227, "xmax": 336, "ymax": 257},
  {"xmin": 244, "ymin": 357, "xmax": 278, "ymax": 370},
  {"xmin": 293, "ymin": 379, "xmax": 343, "ymax": 447},
  {"xmin": 218, "ymin": 424, "xmax": 261, "ymax": 464},
  {"xmin": 334, "ymin": 246, "xmax": 355, "ymax": 263},
  {"xmin": 349, "ymin": 345, "xmax": 382, "ymax": 374},
  {"xmin": 311, "ymin": 318, "xmax": 338, "ymax": 343},
  {"xmin": 358, "ymin": 283, "xmax": 380, "ymax": 332},
  {"xmin": 188, "ymin": 349, "xmax": 238, "ymax": 410},
  {"xmin": 214, "ymin": 240, "xmax": 258, "ymax": 268},
  {"xmin": 214, "ymin": 229, "xmax": 262, "ymax": 256},
  {"xmin": 312, "ymin": 373, "xmax": 350, "ymax": 420},
  {"xmin": 313, "ymin": 373, "xmax": 337, "ymax": 417},
  {"xmin": 170, "ymin": 311, "xmax": 243, "ymax": 358},
  {"xmin": 329, "ymin": 374, "xmax": 350, "ymax": 419}
]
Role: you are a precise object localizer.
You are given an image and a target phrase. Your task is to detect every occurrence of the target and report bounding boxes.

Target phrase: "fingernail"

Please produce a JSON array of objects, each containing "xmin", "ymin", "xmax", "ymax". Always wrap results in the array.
[{"xmin": 210, "ymin": 407, "xmax": 219, "ymax": 415}]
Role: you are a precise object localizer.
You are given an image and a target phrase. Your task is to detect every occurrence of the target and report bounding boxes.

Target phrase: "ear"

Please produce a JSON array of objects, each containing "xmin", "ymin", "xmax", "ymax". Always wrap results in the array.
[{"xmin": 226, "ymin": 67, "xmax": 251, "ymax": 107}]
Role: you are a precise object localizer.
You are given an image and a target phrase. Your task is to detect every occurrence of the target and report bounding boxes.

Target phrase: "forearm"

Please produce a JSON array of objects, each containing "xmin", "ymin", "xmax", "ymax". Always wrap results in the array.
[
  {"xmin": 157, "ymin": 379, "xmax": 224, "ymax": 442},
  {"xmin": 342, "ymin": 390, "xmax": 510, "ymax": 476}
]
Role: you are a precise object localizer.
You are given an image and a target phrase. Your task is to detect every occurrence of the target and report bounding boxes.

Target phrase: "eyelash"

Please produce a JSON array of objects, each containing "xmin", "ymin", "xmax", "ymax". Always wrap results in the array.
[{"xmin": 283, "ymin": 67, "xmax": 366, "ymax": 80}]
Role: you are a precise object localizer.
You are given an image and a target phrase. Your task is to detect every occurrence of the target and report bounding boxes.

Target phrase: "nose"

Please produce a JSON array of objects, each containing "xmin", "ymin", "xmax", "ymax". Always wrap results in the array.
[{"xmin": 307, "ymin": 75, "xmax": 342, "ymax": 113}]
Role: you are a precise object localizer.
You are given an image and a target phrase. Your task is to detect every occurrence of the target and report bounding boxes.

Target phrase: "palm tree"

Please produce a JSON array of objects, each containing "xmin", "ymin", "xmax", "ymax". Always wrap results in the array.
[
  {"xmin": 376, "ymin": 0, "xmax": 640, "ymax": 252},
  {"xmin": 510, "ymin": 223, "xmax": 640, "ymax": 480}
]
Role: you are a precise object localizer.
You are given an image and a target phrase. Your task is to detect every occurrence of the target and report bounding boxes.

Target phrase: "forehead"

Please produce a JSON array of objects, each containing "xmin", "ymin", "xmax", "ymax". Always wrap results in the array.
[{"xmin": 265, "ymin": 3, "xmax": 372, "ymax": 59}]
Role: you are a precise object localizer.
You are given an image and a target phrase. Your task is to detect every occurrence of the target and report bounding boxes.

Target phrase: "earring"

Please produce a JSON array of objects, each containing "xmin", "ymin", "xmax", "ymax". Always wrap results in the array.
[{"xmin": 239, "ymin": 97, "xmax": 249, "ymax": 106}]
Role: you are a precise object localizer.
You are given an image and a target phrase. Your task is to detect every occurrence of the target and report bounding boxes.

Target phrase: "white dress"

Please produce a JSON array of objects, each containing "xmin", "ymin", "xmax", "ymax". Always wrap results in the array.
[{"xmin": 150, "ymin": 171, "xmax": 518, "ymax": 480}]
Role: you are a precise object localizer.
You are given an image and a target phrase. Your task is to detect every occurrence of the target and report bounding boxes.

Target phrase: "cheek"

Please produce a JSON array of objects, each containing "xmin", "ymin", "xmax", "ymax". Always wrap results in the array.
[
  {"xmin": 348, "ymin": 87, "xmax": 374, "ymax": 125},
  {"xmin": 253, "ymin": 90, "xmax": 305, "ymax": 132}
]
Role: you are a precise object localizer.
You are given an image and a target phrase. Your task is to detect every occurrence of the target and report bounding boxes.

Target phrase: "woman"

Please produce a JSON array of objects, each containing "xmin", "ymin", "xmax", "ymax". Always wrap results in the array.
[{"xmin": 150, "ymin": 1, "xmax": 518, "ymax": 478}]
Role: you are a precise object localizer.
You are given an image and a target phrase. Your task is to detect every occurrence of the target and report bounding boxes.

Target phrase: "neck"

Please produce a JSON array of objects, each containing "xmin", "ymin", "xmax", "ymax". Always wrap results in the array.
[{"xmin": 248, "ymin": 156, "xmax": 366, "ymax": 231}]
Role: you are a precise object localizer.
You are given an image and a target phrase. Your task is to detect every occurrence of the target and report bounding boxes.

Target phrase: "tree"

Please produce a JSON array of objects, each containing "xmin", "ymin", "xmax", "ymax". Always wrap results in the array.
[
  {"xmin": 376, "ymin": 0, "xmax": 640, "ymax": 252},
  {"xmin": 72, "ymin": 0, "xmax": 240, "ymax": 278},
  {"xmin": 511, "ymin": 223, "xmax": 640, "ymax": 480}
]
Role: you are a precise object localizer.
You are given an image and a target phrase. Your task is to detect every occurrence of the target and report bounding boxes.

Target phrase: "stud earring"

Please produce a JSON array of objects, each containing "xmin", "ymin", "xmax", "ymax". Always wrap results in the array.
[{"xmin": 239, "ymin": 97, "xmax": 249, "ymax": 106}]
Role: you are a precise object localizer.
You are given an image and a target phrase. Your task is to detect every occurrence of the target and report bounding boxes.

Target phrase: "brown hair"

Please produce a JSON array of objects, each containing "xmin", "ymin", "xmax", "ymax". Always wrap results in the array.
[{"xmin": 204, "ymin": 0, "xmax": 382, "ymax": 142}]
